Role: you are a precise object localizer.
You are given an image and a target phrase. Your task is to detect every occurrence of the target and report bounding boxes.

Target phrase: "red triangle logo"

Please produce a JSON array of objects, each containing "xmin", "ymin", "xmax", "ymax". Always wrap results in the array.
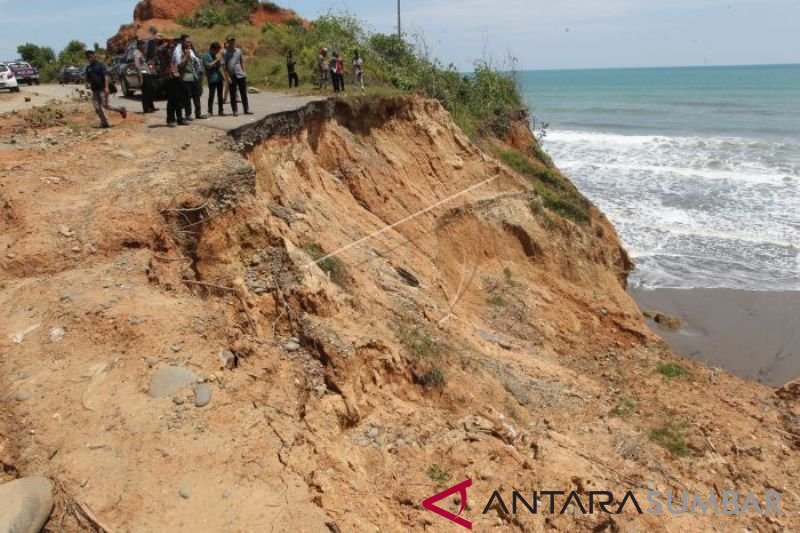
[{"xmin": 422, "ymin": 479, "xmax": 473, "ymax": 529}]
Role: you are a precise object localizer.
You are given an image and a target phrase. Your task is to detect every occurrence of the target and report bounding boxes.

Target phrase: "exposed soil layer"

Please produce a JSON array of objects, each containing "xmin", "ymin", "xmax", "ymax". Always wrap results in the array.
[{"xmin": 1, "ymin": 96, "xmax": 798, "ymax": 532}]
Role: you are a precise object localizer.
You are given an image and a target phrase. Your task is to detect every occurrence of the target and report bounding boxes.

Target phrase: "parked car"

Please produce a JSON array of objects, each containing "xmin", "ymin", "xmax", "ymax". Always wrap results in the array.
[
  {"xmin": 0, "ymin": 63, "xmax": 20, "ymax": 92},
  {"xmin": 111, "ymin": 41, "xmax": 166, "ymax": 98},
  {"xmin": 58, "ymin": 65, "xmax": 86, "ymax": 84},
  {"xmin": 8, "ymin": 61, "xmax": 40, "ymax": 85}
]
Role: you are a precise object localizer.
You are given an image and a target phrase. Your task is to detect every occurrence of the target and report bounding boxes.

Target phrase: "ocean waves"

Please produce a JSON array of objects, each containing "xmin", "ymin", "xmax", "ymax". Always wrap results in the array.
[{"xmin": 545, "ymin": 130, "xmax": 800, "ymax": 290}]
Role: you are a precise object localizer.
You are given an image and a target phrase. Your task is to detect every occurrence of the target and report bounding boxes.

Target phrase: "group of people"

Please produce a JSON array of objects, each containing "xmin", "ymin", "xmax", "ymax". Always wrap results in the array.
[
  {"xmin": 312, "ymin": 48, "xmax": 364, "ymax": 93},
  {"xmin": 152, "ymin": 34, "xmax": 253, "ymax": 126},
  {"xmin": 83, "ymin": 33, "xmax": 367, "ymax": 129}
]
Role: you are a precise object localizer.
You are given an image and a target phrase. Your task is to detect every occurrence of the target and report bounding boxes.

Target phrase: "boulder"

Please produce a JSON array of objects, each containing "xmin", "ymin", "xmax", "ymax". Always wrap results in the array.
[
  {"xmin": 0, "ymin": 476, "xmax": 54, "ymax": 533},
  {"xmin": 777, "ymin": 379, "xmax": 800, "ymax": 401},
  {"xmin": 149, "ymin": 366, "xmax": 198, "ymax": 399}
]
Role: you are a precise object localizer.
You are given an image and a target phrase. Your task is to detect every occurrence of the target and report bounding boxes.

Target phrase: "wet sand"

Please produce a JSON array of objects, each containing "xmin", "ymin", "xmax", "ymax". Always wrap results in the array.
[{"xmin": 629, "ymin": 288, "xmax": 800, "ymax": 387}]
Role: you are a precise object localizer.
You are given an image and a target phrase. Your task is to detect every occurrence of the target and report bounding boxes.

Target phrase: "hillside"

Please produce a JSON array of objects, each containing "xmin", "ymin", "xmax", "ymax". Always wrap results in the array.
[{"xmin": 1, "ymin": 93, "xmax": 798, "ymax": 531}]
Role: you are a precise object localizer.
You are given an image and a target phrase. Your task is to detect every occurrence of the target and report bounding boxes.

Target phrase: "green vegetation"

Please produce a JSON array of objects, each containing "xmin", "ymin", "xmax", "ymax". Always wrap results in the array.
[
  {"xmin": 427, "ymin": 464, "xmax": 452, "ymax": 484},
  {"xmin": 495, "ymin": 147, "xmax": 591, "ymax": 225},
  {"xmin": 657, "ymin": 362, "xmax": 688, "ymax": 379},
  {"xmin": 648, "ymin": 419, "xmax": 691, "ymax": 457},
  {"xmin": 419, "ymin": 366, "xmax": 446, "ymax": 388},
  {"xmin": 610, "ymin": 397, "xmax": 638, "ymax": 417},
  {"xmin": 487, "ymin": 294, "xmax": 508, "ymax": 307},
  {"xmin": 302, "ymin": 243, "xmax": 348, "ymax": 287},
  {"xmin": 15, "ymin": 39, "xmax": 95, "ymax": 82},
  {"xmin": 396, "ymin": 324, "xmax": 444, "ymax": 359},
  {"xmin": 178, "ymin": 0, "xmax": 261, "ymax": 27}
]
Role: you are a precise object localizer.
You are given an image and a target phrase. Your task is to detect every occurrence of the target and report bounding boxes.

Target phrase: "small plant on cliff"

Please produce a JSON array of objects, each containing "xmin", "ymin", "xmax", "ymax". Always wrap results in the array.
[
  {"xmin": 427, "ymin": 464, "xmax": 451, "ymax": 484},
  {"xmin": 396, "ymin": 324, "xmax": 444, "ymax": 360},
  {"xmin": 487, "ymin": 294, "xmax": 508, "ymax": 307},
  {"xmin": 302, "ymin": 243, "xmax": 348, "ymax": 287},
  {"xmin": 610, "ymin": 397, "xmax": 638, "ymax": 417},
  {"xmin": 648, "ymin": 418, "xmax": 691, "ymax": 457},
  {"xmin": 657, "ymin": 362, "xmax": 687, "ymax": 379}
]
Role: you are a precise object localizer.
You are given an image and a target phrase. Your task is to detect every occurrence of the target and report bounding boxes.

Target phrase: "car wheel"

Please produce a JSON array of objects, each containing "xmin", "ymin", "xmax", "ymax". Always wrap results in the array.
[
  {"xmin": 12, "ymin": 87, "xmax": 20, "ymax": 93},
  {"xmin": 120, "ymin": 79, "xmax": 133, "ymax": 97},
  {"xmin": 34, "ymin": 79, "xmax": 40, "ymax": 86}
]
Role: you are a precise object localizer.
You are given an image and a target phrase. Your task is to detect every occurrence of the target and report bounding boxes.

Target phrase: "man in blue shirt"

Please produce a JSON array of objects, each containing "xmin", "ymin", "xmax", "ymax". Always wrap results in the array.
[
  {"xmin": 203, "ymin": 42, "xmax": 225, "ymax": 116},
  {"xmin": 84, "ymin": 51, "xmax": 127, "ymax": 129}
]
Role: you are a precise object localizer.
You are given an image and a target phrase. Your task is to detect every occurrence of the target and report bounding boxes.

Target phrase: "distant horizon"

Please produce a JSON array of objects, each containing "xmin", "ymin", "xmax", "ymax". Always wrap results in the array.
[{"xmin": 517, "ymin": 62, "xmax": 800, "ymax": 73}]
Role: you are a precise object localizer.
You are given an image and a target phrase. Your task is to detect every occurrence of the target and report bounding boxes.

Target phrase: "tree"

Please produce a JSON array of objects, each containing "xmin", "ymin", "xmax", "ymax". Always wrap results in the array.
[
  {"xmin": 16, "ymin": 43, "xmax": 56, "ymax": 68},
  {"xmin": 58, "ymin": 40, "xmax": 89, "ymax": 67}
]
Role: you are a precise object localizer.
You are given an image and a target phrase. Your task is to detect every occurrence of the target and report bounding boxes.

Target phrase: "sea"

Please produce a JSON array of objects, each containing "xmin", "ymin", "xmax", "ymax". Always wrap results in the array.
[{"xmin": 518, "ymin": 64, "xmax": 800, "ymax": 291}]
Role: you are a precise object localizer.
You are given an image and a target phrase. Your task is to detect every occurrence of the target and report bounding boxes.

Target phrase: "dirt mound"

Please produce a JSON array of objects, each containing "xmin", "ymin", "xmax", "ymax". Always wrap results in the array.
[
  {"xmin": 1, "ymin": 96, "xmax": 798, "ymax": 531},
  {"xmin": 134, "ymin": 0, "xmax": 204, "ymax": 21}
]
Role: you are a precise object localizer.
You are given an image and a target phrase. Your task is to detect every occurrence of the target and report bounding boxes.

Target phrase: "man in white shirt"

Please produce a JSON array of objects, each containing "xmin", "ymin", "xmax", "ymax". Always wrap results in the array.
[{"xmin": 133, "ymin": 40, "xmax": 156, "ymax": 113}]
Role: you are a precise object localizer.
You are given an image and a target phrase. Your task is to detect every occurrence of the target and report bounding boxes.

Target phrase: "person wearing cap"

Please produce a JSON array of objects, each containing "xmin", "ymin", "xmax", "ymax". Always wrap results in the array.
[
  {"xmin": 317, "ymin": 47, "xmax": 329, "ymax": 90},
  {"xmin": 223, "ymin": 36, "xmax": 252, "ymax": 116},
  {"xmin": 84, "ymin": 50, "xmax": 127, "ymax": 128}
]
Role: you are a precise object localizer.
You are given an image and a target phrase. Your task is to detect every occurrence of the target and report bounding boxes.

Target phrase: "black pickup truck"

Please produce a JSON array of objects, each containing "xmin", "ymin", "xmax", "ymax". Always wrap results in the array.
[{"xmin": 8, "ymin": 62, "xmax": 40, "ymax": 85}]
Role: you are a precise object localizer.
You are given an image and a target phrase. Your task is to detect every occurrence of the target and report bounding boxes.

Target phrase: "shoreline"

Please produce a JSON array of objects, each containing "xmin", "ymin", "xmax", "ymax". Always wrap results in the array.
[{"xmin": 629, "ymin": 287, "xmax": 800, "ymax": 387}]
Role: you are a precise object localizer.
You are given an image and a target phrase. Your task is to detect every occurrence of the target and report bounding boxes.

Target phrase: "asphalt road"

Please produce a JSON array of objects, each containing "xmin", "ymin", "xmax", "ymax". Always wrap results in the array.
[{"xmin": 0, "ymin": 83, "xmax": 323, "ymax": 131}]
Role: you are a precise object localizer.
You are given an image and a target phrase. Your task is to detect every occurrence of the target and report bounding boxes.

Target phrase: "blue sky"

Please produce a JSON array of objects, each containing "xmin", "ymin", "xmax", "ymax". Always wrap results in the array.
[{"xmin": 1, "ymin": 0, "xmax": 798, "ymax": 69}]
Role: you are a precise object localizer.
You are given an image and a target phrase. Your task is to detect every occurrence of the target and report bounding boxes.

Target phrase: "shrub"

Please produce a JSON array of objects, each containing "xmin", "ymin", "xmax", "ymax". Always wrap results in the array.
[
  {"xmin": 657, "ymin": 362, "xmax": 687, "ymax": 379},
  {"xmin": 396, "ymin": 324, "xmax": 444, "ymax": 359},
  {"xmin": 487, "ymin": 295, "xmax": 508, "ymax": 307},
  {"xmin": 610, "ymin": 397, "xmax": 638, "ymax": 417},
  {"xmin": 427, "ymin": 464, "xmax": 451, "ymax": 484},
  {"xmin": 649, "ymin": 420, "xmax": 690, "ymax": 457},
  {"xmin": 302, "ymin": 243, "xmax": 348, "ymax": 287}
]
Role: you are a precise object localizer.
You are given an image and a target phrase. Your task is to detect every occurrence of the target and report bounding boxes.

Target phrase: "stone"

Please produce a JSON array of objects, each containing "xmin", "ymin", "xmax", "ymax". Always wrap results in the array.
[
  {"xmin": 477, "ymin": 330, "xmax": 514, "ymax": 350},
  {"xmin": 367, "ymin": 426, "xmax": 380, "ymax": 438},
  {"xmin": 49, "ymin": 327, "xmax": 65, "ymax": 343},
  {"xmin": 179, "ymin": 487, "xmax": 192, "ymax": 499},
  {"xmin": 652, "ymin": 312, "xmax": 682, "ymax": 331},
  {"xmin": 0, "ymin": 477, "xmax": 54, "ymax": 533},
  {"xmin": 395, "ymin": 267, "xmax": 420, "ymax": 288},
  {"xmin": 149, "ymin": 366, "xmax": 199, "ymax": 399},
  {"xmin": 284, "ymin": 341, "xmax": 301, "ymax": 353},
  {"xmin": 219, "ymin": 349, "xmax": 238, "ymax": 370},
  {"xmin": 194, "ymin": 384, "xmax": 212, "ymax": 408},
  {"xmin": 15, "ymin": 391, "xmax": 32, "ymax": 402},
  {"xmin": 777, "ymin": 379, "xmax": 800, "ymax": 401}
]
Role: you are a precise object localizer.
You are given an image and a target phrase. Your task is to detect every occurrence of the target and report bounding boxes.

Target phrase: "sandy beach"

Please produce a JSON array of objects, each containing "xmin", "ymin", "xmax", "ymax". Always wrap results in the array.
[{"xmin": 630, "ymin": 288, "xmax": 800, "ymax": 387}]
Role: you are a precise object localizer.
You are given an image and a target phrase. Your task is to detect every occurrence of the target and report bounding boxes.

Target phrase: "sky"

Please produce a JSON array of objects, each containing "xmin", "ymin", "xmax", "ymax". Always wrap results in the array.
[{"xmin": 1, "ymin": 0, "xmax": 798, "ymax": 70}]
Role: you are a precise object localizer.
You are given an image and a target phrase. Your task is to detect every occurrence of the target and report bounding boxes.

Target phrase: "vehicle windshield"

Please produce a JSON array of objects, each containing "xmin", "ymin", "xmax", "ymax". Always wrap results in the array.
[{"xmin": 0, "ymin": 65, "xmax": 8, "ymax": 72}]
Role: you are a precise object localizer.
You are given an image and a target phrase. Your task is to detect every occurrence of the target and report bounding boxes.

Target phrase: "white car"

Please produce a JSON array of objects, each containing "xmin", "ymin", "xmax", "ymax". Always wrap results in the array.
[{"xmin": 0, "ymin": 63, "xmax": 20, "ymax": 92}]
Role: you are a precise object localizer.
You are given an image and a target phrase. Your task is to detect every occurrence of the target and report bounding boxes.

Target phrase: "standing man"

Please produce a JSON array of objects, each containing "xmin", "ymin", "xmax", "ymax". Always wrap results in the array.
[
  {"xmin": 353, "ymin": 50, "xmax": 365, "ymax": 92},
  {"xmin": 287, "ymin": 51, "xmax": 299, "ymax": 89},
  {"xmin": 181, "ymin": 39, "xmax": 205, "ymax": 120},
  {"xmin": 172, "ymin": 34, "xmax": 193, "ymax": 121},
  {"xmin": 84, "ymin": 50, "xmax": 127, "ymax": 129},
  {"xmin": 224, "ymin": 37, "xmax": 252, "ymax": 117},
  {"xmin": 204, "ymin": 42, "xmax": 225, "ymax": 116},
  {"xmin": 133, "ymin": 40, "xmax": 156, "ymax": 113},
  {"xmin": 157, "ymin": 37, "xmax": 186, "ymax": 126},
  {"xmin": 317, "ymin": 48, "xmax": 329, "ymax": 90}
]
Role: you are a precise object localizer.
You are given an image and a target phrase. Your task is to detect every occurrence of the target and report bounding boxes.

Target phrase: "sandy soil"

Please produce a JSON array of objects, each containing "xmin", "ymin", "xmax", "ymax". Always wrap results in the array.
[
  {"xmin": 1, "ymin": 95, "xmax": 799, "ymax": 532},
  {"xmin": 631, "ymin": 288, "xmax": 800, "ymax": 387}
]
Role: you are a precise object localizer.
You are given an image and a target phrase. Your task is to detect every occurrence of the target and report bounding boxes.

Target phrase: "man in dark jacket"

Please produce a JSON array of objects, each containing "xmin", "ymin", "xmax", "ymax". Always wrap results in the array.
[{"xmin": 84, "ymin": 51, "xmax": 127, "ymax": 128}]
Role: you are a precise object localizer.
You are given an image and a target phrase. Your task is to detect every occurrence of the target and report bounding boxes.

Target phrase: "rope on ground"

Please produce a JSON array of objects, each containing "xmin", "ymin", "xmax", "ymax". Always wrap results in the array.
[{"xmin": 305, "ymin": 173, "xmax": 501, "ymax": 269}]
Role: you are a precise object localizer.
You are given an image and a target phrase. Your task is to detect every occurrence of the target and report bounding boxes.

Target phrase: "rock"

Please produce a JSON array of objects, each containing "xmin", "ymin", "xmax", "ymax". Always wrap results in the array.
[
  {"xmin": 651, "ymin": 312, "xmax": 682, "ymax": 331},
  {"xmin": 15, "ymin": 391, "xmax": 32, "ymax": 402},
  {"xmin": 477, "ymin": 330, "xmax": 514, "ymax": 350},
  {"xmin": 173, "ymin": 397, "xmax": 185, "ymax": 406},
  {"xmin": 219, "ymin": 349, "xmax": 238, "ymax": 370},
  {"xmin": 777, "ymin": 379, "xmax": 800, "ymax": 400},
  {"xmin": 194, "ymin": 384, "xmax": 212, "ymax": 408},
  {"xmin": 247, "ymin": 87, "xmax": 261, "ymax": 94},
  {"xmin": 149, "ymin": 366, "xmax": 199, "ymax": 399},
  {"xmin": 49, "ymin": 327, "xmax": 65, "ymax": 343},
  {"xmin": 114, "ymin": 150, "xmax": 136, "ymax": 160},
  {"xmin": 170, "ymin": 343, "xmax": 181, "ymax": 353},
  {"xmin": 0, "ymin": 477, "xmax": 54, "ymax": 533},
  {"xmin": 58, "ymin": 225, "xmax": 74, "ymax": 237},
  {"xmin": 367, "ymin": 426, "xmax": 380, "ymax": 438},
  {"xmin": 179, "ymin": 487, "xmax": 192, "ymax": 499},
  {"xmin": 284, "ymin": 341, "xmax": 301, "ymax": 353}
]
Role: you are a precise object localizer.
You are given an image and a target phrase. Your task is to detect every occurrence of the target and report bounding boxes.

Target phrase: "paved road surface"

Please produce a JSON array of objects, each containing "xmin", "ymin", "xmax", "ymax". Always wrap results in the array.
[{"xmin": 0, "ymin": 84, "xmax": 323, "ymax": 131}]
